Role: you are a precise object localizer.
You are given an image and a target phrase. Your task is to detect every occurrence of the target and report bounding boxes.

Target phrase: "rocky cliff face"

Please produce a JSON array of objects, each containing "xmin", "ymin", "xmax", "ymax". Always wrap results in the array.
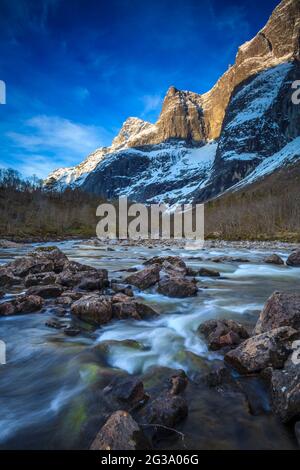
[{"xmin": 45, "ymin": 0, "xmax": 300, "ymax": 204}]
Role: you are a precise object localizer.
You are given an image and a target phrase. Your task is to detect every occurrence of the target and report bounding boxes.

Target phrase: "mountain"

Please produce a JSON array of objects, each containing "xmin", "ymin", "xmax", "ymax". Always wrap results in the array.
[{"xmin": 45, "ymin": 0, "xmax": 300, "ymax": 203}]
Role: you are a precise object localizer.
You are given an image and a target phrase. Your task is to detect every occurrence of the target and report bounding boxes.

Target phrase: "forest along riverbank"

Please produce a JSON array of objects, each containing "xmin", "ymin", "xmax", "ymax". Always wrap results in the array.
[{"xmin": 0, "ymin": 239, "xmax": 299, "ymax": 450}]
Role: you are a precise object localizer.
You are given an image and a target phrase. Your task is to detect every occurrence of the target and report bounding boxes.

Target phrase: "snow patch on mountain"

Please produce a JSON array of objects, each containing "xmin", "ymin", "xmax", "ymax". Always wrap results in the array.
[
  {"xmin": 225, "ymin": 62, "xmax": 293, "ymax": 131},
  {"xmin": 230, "ymin": 137, "xmax": 300, "ymax": 190}
]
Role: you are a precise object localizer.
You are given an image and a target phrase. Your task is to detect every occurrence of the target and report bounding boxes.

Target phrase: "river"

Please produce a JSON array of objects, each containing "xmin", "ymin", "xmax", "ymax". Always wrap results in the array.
[{"xmin": 0, "ymin": 240, "xmax": 299, "ymax": 449}]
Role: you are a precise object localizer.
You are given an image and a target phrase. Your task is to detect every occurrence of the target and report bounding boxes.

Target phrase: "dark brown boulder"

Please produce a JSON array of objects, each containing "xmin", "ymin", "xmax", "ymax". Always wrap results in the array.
[
  {"xmin": 0, "ymin": 268, "xmax": 21, "ymax": 287},
  {"xmin": 225, "ymin": 327, "xmax": 299, "ymax": 374},
  {"xmin": 26, "ymin": 284, "xmax": 64, "ymax": 299},
  {"xmin": 125, "ymin": 265, "xmax": 160, "ymax": 290},
  {"xmin": 157, "ymin": 278, "xmax": 197, "ymax": 298},
  {"xmin": 169, "ymin": 370, "xmax": 188, "ymax": 395},
  {"xmin": 263, "ymin": 254, "xmax": 284, "ymax": 265},
  {"xmin": 24, "ymin": 272, "xmax": 57, "ymax": 287},
  {"xmin": 286, "ymin": 250, "xmax": 300, "ymax": 267},
  {"xmin": 145, "ymin": 392, "xmax": 188, "ymax": 428},
  {"xmin": 105, "ymin": 377, "xmax": 147, "ymax": 407},
  {"xmin": 144, "ymin": 256, "xmax": 186, "ymax": 271},
  {"xmin": 71, "ymin": 294, "xmax": 112, "ymax": 325},
  {"xmin": 198, "ymin": 267, "xmax": 220, "ymax": 277},
  {"xmin": 112, "ymin": 301, "xmax": 158, "ymax": 320},
  {"xmin": 254, "ymin": 292, "xmax": 300, "ymax": 334},
  {"xmin": 198, "ymin": 319, "xmax": 249, "ymax": 351},
  {"xmin": 271, "ymin": 360, "xmax": 300, "ymax": 423},
  {"xmin": 0, "ymin": 294, "xmax": 44, "ymax": 316},
  {"xmin": 111, "ymin": 282, "xmax": 134, "ymax": 297},
  {"xmin": 90, "ymin": 410, "xmax": 148, "ymax": 450}
]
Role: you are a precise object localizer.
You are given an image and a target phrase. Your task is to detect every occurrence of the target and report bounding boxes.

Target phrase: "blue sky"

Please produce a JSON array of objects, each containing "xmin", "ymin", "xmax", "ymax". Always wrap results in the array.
[{"xmin": 0, "ymin": 0, "xmax": 279, "ymax": 178}]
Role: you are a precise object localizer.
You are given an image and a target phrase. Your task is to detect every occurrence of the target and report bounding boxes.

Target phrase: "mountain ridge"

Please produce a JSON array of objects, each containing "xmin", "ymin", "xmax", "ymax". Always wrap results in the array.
[{"xmin": 45, "ymin": 0, "xmax": 300, "ymax": 203}]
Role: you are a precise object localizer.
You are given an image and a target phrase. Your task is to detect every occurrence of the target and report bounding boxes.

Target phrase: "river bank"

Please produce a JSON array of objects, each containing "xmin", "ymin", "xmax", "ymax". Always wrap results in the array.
[{"xmin": 0, "ymin": 239, "xmax": 299, "ymax": 449}]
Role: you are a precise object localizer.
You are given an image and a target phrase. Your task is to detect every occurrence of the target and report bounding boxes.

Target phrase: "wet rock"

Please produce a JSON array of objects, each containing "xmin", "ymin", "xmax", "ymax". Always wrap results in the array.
[
  {"xmin": 144, "ymin": 255, "xmax": 187, "ymax": 272},
  {"xmin": 198, "ymin": 319, "xmax": 249, "ymax": 351},
  {"xmin": 0, "ymin": 239, "xmax": 25, "ymax": 248},
  {"xmin": 197, "ymin": 267, "xmax": 220, "ymax": 277},
  {"xmin": 7, "ymin": 255, "xmax": 54, "ymax": 277},
  {"xmin": 57, "ymin": 267, "xmax": 108, "ymax": 290},
  {"xmin": 34, "ymin": 246, "xmax": 68, "ymax": 272},
  {"xmin": 157, "ymin": 278, "xmax": 197, "ymax": 298},
  {"xmin": 225, "ymin": 327, "xmax": 299, "ymax": 374},
  {"xmin": 105, "ymin": 377, "xmax": 147, "ymax": 407},
  {"xmin": 45, "ymin": 318, "xmax": 68, "ymax": 329},
  {"xmin": 94, "ymin": 339, "xmax": 144, "ymax": 358},
  {"xmin": 110, "ymin": 283, "xmax": 134, "ymax": 297},
  {"xmin": 0, "ymin": 294, "xmax": 44, "ymax": 316},
  {"xmin": 161, "ymin": 260, "xmax": 187, "ymax": 278},
  {"xmin": 90, "ymin": 410, "xmax": 148, "ymax": 450},
  {"xmin": 0, "ymin": 268, "xmax": 21, "ymax": 287},
  {"xmin": 286, "ymin": 250, "xmax": 300, "ymax": 267},
  {"xmin": 112, "ymin": 301, "xmax": 158, "ymax": 320},
  {"xmin": 271, "ymin": 360, "xmax": 300, "ymax": 423},
  {"xmin": 26, "ymin": 284, "xmax": 64, "ymax": 299},
  {"xmin": 71, "ymin": 294, "xmax": 112, "ymax": 325},
  {"xmin": 145, "ymin": 392, "xmax": 188, "ymax": 428},
  {"xmin": 169, "ymin": 370, "xmax": 188, "ymax": 395},
  {"xmin": 112, "ymin": 293, "xmax": 133, "ymax": 303},
  {"xmin": 24, "ymin": 272, "xmax": 57, "ymax": 287},
  {"xmin": 203, "ymin": 361, "xmax": 233, "ymax": 387},
  {"xmin": 64, "ymin": 327, "xmax": 81, "ymax": 337},
  {"xmin": 209, "ymin": 256, "xmax": 249, "ymax": 263},
  {"xmin": 254, "ymin": 292, "xmax": 300, "ymax": 335},
  {"xmin": 263, "ymin": 254, "xmax": 284, "ymax": 265},
  {"xmin": 124, "ymin": 265, "xmax": 160, "ymax": 290}
]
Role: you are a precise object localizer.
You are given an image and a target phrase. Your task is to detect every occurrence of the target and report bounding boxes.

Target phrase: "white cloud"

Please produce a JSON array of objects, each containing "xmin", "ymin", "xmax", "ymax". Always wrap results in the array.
[
  {"xmin": 141, "ymin": 94, "xmax": 163, "ymax": 116},
  {"xmin": 7, "ymin": 115, "xmax": 105, "ymax": 155},
  {"xmin": 6, "ymin": 114, "xmax": 112, "ymax": 178}
]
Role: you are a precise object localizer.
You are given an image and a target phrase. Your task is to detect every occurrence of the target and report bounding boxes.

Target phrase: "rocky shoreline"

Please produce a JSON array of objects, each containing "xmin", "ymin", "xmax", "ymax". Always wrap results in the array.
[{"xmin": 0, "ymin": 245, "xmax": 300, "ymax": 449}]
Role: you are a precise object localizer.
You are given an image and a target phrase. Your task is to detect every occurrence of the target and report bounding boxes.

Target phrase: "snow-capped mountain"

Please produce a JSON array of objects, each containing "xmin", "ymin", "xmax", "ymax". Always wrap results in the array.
[{"xmin": 45, "ymin": 0, "xmax": 300, "ymax": 203}]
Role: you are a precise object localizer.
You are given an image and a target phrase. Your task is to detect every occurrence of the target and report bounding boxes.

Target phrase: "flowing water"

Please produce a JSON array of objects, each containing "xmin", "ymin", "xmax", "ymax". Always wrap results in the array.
[{"xmin": 0, "ymin": 240, "xmax": 299, "ymax": 449}]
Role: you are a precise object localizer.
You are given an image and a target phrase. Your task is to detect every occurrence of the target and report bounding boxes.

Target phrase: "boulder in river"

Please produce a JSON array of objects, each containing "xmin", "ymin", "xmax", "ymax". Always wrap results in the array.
[
  {"xmin": 26, "ymin": 284, "xmax": 64, "ymax": 298},
  {"xmin": 271, "ymin": 360, "xmax": 300, "ymax": 423},
  {"xmin": 286, "ymin": 250, "xmax": 300, "ymax": 267},
  {"xmin": 71, "ymin": 294, "xmax": 113, "ymax": 325},
  {"xmin": 198, "ymin": 319, "xmax": 249, "ymax": 351},
  {"xmin": 254, "ymin": 292, "xmax": 300, "ymax": 335},
  {"xmin": 112, "ymin": 300, "xmax": 158, "ymax": 320},
  {"xmin": 157, "ymin": 277, "xmax": 197, "ymax": 298},
  {"xmin": 0, "ymin": 294, "xmax": 44, "ymax": 316},
  {"xmin": 225, "ymin": 327, "xmax": 299, "ymax": 374},
  {"xmin": 90, "ymin": 410, "xmax": 148, "ymax": 450},
  {"xmin": 24, "ymin": 271, "xmax": 57, "ymax": 287},
  {"xmin": 263, "ymin": 254, "xmax": 284, "ymax": 265},
  {"xmin": 197, "ymin": 267, "xmax": 220, "ymax": 277},
  {"xmin": 124, "ymin": 265, "xmax": 160, "ymax": 290},
  {"xmin": 144, "ymin": 392, "xmax": 188, "ymax": 428},
  {"xmin": 104, "ymin": 377, "xmax": 147, "ymax": 408},
  {"xmin": 0, "ymin": 268, "xmax": 21, "ymax": 287}
]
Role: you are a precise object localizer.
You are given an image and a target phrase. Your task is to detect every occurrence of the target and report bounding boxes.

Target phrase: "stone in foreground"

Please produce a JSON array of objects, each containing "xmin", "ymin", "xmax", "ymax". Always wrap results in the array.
[
  {"xmin": 286, "ymin": 250, "xmax": 300, "ymax": 267},
  {"xmin": 71, "ymin": 294, "xmax": 112, "ymax": 325},
  {"xmin": 199, "ymin": 319, "xmax": 249, "ymax": 351},
  {"xmin": 271, "ymin": 360, "xmax": 300, "ymax": 423},
  {"xmin": 254, "ymin": 292, "xmax": 300, "ymax": 334},
  {"xmin": 157, "ymin": 278, "xmax": 197, "ymax": 298},
  {"xmin": 125, "ymin": 265, "xmax": 160, "ymax": 290},
  {"xmin": 225, "ymin": 327, "xmax": 299, "ymax": 374},
  {"xmin": 263, "ymin": 254, "xmax": 284, "ymax": 265},
  {"xmin": 90, "ymin": 410, "xmax": 148, "ymax": 450}
]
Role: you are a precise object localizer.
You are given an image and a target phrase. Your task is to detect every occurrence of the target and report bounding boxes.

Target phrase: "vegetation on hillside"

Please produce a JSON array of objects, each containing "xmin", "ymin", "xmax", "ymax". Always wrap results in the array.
[
  {"xmin": 205, "ymin": 161, "xmax": 300, "ymax": 242},
  {"xmin": 1, "ymin": 163, "xmax": 299, "ymax": 242}
]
